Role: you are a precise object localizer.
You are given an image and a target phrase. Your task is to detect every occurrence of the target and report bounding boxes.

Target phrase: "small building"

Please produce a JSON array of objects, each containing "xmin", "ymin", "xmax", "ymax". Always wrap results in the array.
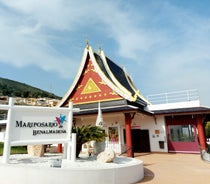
[{"xmin": 59, "ymin": 44, "xmax": 210, "ymax": 156}]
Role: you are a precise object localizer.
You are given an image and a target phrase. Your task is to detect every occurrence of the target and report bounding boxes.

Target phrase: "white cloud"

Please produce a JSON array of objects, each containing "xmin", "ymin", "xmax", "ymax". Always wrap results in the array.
[
  {"xmin": 0, "ymin": 0, "xmax": 124, "ymax": 78},
  {"xmin": 0, "ymin": 0, "xmax": 210, "ymax": 105},
  {"xmin": 0, "ymin": 0, "xmax": 87, "ymax": 78},
  {"xmin": 1, "ymin": 0, "xmax": 75, "ymax": 30}
]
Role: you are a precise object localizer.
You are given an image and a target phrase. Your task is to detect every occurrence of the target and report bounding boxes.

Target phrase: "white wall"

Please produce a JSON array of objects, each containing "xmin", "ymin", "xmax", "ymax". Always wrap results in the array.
[
  {"xmin": 133, "ymin": 114, "xmax": 168, "ymax": 152},
  {"xmin": 75, "ymin": 112, "xmax": 168, "ymax": 153},
  {"xmin": 75, "ymin": 113, "xmax": 125, "ymax": 154}
]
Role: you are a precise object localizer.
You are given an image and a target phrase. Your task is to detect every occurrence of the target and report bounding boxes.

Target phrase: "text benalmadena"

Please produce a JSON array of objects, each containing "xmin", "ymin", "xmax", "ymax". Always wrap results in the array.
[{"xmin": 32, "ymin": 129, "xmax": 67, "ymax": 136}]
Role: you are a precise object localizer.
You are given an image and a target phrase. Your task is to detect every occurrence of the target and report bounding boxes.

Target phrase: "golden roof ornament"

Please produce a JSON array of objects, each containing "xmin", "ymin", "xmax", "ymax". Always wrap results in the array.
[
  {"xmin": 133, "ymin": 90, "xmax": 140, "ymax": 101},
  {"xmin": 98, "ymin": 43, "xmax": 101, "ymax": 55},
  {"xmin": 86, "ymin": 37, "xmax": 89, "ymax": 49}
]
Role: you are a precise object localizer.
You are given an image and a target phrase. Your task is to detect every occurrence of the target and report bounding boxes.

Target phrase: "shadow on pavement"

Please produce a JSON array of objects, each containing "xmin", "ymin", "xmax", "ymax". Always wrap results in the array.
[{"xmin": 137, "ymin": 167, "xmax": 155, "ymax": 183}]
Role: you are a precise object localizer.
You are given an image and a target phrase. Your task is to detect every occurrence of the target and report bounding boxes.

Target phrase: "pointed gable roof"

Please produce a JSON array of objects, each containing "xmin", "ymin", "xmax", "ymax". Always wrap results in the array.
[
  {"xmin": 58, "ymin": 45, "xmax": 149, "ymax": 107},
  {"xmin": 98, "ymin": 50, "xmax": 148, "ymax": 105}
]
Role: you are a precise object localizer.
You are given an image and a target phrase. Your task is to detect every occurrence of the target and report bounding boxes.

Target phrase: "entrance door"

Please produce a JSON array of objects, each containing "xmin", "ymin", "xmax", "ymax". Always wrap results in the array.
[
  {"xmin": 124, "ymin": 129, "xmax": 150, "ymax": 152},
  {"xmin": 166, "ymin": 116, "xmax": 200, "ymax": 153}
]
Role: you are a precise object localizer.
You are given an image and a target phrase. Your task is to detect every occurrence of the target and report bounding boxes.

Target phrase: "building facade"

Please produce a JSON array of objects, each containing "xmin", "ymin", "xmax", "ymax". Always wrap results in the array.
[{"xmin": 58, "ymin": 45, "xmax": 210, "ymax": 156}]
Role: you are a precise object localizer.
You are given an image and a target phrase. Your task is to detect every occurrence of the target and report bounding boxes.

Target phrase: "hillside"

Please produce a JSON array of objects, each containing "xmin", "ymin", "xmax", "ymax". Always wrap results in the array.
[{"xmin": 0, "ymin": 77, "xmax": 61, "ymax": 99}]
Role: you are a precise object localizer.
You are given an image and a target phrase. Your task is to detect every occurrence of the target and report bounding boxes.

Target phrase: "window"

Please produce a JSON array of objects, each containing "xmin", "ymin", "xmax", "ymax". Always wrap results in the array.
[
  {"xmin": 108, "ymin": 127, "xmax": 119, "ymax": 143},
  {"xmin": 169, "ymin": 124, "xmax": 195, "ymax": 142}
]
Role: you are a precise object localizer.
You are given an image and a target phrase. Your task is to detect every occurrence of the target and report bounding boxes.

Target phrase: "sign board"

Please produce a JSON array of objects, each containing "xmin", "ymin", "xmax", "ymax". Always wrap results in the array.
[
  {"xmin": 10, "ymin": 106, "xmax": 71, "ymax": 146},
  {"xmin": 0, "ymin": 98, "xmax": 78, "ymax": 163}
]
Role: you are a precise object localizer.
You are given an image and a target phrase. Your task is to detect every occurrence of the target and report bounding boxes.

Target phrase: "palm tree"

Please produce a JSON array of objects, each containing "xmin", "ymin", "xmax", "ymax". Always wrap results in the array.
[{"xmin": 72, "ymin": 125, "xmax": 107, "ymax": 157}]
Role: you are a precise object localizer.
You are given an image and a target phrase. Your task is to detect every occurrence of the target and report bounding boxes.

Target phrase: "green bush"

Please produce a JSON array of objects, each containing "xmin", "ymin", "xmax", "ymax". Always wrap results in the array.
[
  {"xmin": 205, "ymin": 122, "xmax": 210, "ymax": 138},
  {"xmin": 0, "ymin": 142, "xmax": 27, "ymax": 155}
]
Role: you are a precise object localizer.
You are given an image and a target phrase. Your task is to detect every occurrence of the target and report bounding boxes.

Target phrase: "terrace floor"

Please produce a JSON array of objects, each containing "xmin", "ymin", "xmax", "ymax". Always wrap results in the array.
[{"xmin": 135, "ymin": 152, "xmax": 210, "ymax": 184}]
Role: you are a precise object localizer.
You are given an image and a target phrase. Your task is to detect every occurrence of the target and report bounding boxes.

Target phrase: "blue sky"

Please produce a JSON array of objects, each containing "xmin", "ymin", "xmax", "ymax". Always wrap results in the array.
[{"xmin": 0, "ymin": 0, "xmax": 210, "ymax": 106}]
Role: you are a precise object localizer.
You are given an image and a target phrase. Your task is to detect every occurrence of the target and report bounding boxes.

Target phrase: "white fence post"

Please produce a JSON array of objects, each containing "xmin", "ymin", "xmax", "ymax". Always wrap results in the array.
[
  {"xmin": 67, "ymin": 102, "xmax": 73, "ymax": 161},
  {"xmin": 3, "ymin": 98, "xmax": 15, "ymax": 164},
  {"xmin": 71, "ymin": 133, "xmax": 76, "ymax": 162},
  {"xmin": 63, "ymin": 143, "xmax": 67, "ymax": 159}
]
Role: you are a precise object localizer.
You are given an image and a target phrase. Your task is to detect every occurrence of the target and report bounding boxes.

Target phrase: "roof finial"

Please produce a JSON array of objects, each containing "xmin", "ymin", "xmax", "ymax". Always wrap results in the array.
[
  {"xmin": 86, "ymin": 37, "xmax": 89, "ymax": 49},
  {"xmin": 98, "ymin": 43, "xmax": 101, "ymax": 54}
]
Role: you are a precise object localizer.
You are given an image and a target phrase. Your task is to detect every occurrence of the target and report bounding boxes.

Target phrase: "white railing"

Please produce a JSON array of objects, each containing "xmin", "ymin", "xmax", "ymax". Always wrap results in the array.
[{"xmin": 147, "ymin": 89, "xmax": 199, "ymax": 105}]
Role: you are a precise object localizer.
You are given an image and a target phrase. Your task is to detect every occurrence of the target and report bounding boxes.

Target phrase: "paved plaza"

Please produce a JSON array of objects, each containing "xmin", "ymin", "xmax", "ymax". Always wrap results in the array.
[{"xmin": 135, "ymin": 153, "xmax": 210, "ymax": 184}]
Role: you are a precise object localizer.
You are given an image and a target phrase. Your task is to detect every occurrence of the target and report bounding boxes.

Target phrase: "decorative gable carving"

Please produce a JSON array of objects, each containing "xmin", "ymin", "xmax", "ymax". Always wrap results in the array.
[
  {"xmin": 81, "ymin": 78, "xmax": 101, "ymax": 94},
  {"xmin": 66, "ymin": 56, "xmax": 122, "ymax": 105}
]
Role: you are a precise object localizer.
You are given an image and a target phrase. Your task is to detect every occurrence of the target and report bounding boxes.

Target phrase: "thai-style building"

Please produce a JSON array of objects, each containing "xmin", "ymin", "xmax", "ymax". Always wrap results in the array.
[{"xmin": 58, "ymin": 44, "xmax": 210, "ymax": 157}]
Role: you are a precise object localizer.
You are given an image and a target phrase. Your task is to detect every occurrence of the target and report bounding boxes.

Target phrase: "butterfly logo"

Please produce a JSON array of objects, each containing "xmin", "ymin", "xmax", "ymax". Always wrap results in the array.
[{"xmin": 55, "ymin": 114, "xmax": 66, "ymax": 128}]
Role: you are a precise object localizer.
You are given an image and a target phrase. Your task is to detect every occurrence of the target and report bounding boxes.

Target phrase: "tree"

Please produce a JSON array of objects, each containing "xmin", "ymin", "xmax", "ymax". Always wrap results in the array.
[
  {"xmin": 72, "ymin": 125, "xmax": 107, "ymax": 157},
  {"xmin": 23, "ymin": 91, "xmax": 30, "ymax": 98}
]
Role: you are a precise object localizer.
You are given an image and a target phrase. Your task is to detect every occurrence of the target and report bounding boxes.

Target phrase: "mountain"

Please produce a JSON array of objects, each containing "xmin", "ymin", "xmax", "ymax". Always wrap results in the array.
[{"xmin": 0, "ymin": 77, "xmax": 61, "ymax": 99}]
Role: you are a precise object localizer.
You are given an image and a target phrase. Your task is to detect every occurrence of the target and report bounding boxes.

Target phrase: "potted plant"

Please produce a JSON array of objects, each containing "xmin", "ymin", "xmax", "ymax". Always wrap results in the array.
[{"xmin": 72, "ymin": 125, "xmax": 107, "ymax": 157}]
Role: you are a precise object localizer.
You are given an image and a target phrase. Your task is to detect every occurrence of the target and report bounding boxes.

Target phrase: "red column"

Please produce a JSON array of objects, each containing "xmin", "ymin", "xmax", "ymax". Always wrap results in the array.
[
  {"xmin": 196, "ymin": 116, "xmax": 206, "ymax": 150},
  {"xmin": 57, "ymin": 144, "xmax": 62, "ymax": 153},
  {"xmin": 125, "ymin": 113, "xmax": 133, "ymax": 157}
]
